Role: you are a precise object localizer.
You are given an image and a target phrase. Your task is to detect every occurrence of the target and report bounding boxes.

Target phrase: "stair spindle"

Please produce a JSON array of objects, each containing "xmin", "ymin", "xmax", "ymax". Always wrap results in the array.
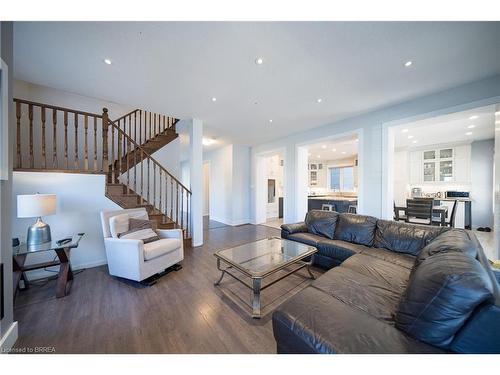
[
  {"xmin": 117, "ymin": 130, "xmax": 122, "ymax": 183},
  {"xmin": 74, "ymin": 113, "xmax": 79, "ymax": 169},
  {"xmin": 176, "ymin": 183, "xmax": 179, "ymax": 226},
  {"xmin": 126, "ymin": 138, "xmax": 130, "ymax": 194},
  {"xmin": 52, "ymin": 109, "xmax": 57, "ymax": 168},
  {"xmin": 28, "ymin": 104, "xmax": 34, "ymax": 168},
  {"xmin": 102, "ymin": 108, "xmax": 109, "ymax": 173},
  {"xmin": 111, "ymin": 121, "xmax": 115, "ymax": 182},
  {"xmin": 41, "ymin": 106, "xmax": 47, "ymax": 169},
  {"xmin": 15, "ymin": 102, "xmax": 21, "ymax": 168},
  {"xmin": 140, "ymin": 148, "xmax": 144, "ymax": 204},
  {"xmin": 93, "ymin": 116, "xmax": 98, "ymax": 171},
  {"xmin": 83, "ymin": 115, "xmax": 89, "ymax": 170},
  {"xmin": 64, "ymin": 110, "xmax": 69, "ymax": 168}
]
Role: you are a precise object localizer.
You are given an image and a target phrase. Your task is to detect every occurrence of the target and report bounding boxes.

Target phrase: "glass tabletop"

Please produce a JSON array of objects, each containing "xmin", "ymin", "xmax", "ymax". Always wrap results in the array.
[
  {"xmin": 214, "ymin": 237, "xmax": 317, "ymax": 277},
  {"xmin": 13, "ymin": 233, "xmax": 85, "ymax": 256}
]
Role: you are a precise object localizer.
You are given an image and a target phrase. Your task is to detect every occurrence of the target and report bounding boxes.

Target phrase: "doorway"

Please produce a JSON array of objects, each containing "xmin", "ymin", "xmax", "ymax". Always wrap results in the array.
[
  {"xmin": 255, "ymin": 150, "xmax": 286, "ymax": 228},
  {"xmin": 382, "ymin": 103, "xmax": 499, "ymax": 259}
]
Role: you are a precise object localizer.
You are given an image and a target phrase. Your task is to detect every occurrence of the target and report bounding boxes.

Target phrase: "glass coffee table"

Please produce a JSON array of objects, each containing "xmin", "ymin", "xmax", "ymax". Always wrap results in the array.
[{"xmin": 214, "ymin": 237, "xmax": 317, "ymax": 318}]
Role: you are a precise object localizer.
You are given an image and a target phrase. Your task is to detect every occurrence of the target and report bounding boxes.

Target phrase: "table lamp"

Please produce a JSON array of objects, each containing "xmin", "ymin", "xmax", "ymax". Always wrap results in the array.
[{"xmin": 17, "ymin": 194, "xmax": 57, "ymax": 246}]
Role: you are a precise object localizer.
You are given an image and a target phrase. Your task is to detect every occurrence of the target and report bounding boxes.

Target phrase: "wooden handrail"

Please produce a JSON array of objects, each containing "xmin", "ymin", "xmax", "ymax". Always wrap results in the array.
[
  {"xmin": 106, "ymin": 117, "xmax": 191, "ymax": 194},
  {"xmin": 14, "ymin": 98, "xmax": 102, "ymax": 119}
]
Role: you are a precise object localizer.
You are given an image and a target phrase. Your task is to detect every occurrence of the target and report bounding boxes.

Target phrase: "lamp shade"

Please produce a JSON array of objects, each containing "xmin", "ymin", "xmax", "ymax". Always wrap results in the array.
[{"xmin": 17, "ymin": 194, "xmax": 57, "ymax": 218}]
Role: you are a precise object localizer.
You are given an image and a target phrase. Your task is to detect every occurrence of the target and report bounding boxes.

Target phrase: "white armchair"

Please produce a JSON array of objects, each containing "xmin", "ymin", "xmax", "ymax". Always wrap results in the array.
[{"xmin": 100, "ymin": 208, "xmax": 184, "ymax": 282}]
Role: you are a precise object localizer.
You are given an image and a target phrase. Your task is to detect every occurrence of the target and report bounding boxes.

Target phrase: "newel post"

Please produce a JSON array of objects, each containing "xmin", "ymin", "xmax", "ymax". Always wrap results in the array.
[{"xmin": 102, "ymin": 108, "xmax": 109, "ymax": 173}]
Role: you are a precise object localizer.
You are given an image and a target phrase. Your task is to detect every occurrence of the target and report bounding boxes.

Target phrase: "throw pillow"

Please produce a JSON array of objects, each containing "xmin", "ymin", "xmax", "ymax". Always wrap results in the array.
[
  {"xmin": 118, "ymin": 218, "xmax": 160, "ymax": 243},
  {"xmin": 109, "ymin": 213, "xmax": 130, "ymax": 238}
]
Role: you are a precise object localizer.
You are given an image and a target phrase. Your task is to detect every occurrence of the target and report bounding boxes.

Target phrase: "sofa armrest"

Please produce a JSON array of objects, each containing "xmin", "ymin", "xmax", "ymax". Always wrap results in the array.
[
  {"xmin": 281, "ymin": 222, "xmax": 308, "ymax": 235},
  {"xmin": 156, "ymin": 228, "xmax": 183, "ymax": 240},
  {"xmin": 104, "ymin": 238, "xmax": 144, "ymax": 280}
]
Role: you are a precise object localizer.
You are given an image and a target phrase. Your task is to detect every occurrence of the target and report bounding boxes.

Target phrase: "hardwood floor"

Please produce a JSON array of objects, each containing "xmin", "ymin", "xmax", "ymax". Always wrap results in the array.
[{"xmin": 13, "ymin": 224, "xmax": 321, "ymax": 354}]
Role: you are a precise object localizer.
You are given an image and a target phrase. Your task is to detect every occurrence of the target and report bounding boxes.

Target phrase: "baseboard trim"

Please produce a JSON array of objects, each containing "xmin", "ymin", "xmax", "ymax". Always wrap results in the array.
[{"xmin": 0, "ymin": 321, "xmax": 18, "ymax": 353}]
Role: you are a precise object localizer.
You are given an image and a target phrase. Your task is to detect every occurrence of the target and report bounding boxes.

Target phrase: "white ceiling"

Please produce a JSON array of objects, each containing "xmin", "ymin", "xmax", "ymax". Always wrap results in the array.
[
  {"xmin": 394, "ymin": 104, "xmax": 496, "ymax": 150},
  {"xmin": 308, "ymin": 134, "xmax": 358, "ymax": 162},
  {"xmin": 13, "ymin": 22, "xmax": 500, "ymax": 147}
]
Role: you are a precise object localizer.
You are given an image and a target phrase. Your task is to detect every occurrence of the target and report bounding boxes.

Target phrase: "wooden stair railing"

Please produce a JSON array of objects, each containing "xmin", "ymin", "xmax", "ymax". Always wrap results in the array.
[
  {"xmin": 105, "ymin": 117, "xmax": 191, "ymax": 239},
  {"xmin": 14, "ymin": 98, "xmax": 191, "ymax": 239}
]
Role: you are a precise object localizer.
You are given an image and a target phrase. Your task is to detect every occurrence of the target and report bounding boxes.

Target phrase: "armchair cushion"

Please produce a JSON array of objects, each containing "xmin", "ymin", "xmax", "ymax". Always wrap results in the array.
[
  {"xmin": 110, "ymin": 214, "xmax": 130, "ymax": 238},
  {"xmin": 144, "ymin": 238, "xmax": 182, "ymax": 261}
]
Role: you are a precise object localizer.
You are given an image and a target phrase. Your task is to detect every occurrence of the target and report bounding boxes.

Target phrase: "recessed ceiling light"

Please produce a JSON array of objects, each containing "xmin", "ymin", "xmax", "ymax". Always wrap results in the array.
[
  {"xmin": 412, "ymin": 140, "xmax": 418, "ymax": 144},
  {"xmin": 355, "ymin": 139, "xmax": 359, "ymax": 142},
  {"xmin": 331, "ymin": 148, "xmax": 337, "ymax": 152},
  {"xmin": 317, "ymin": 98, "xmax": 323, "ymax": 103},
  {"xmin": 202, "ymin": 138, "xmax": 216, "ymax": 146},
  {"xmin": 341, "ymin": 151, "xmax": 346, "ymax": 155},
  {"xmin": 211, "ymin": 97, "xmax": 217, "ymax": 102},
  {"xmin": 465, "ymin": 132, "xmax": 473, "ymax": 136},
  {"xmin": 269, "ymin": 119, "xmax": 273, "ymax": 123},
  {"xmin": 467, "ymin": 124, "xmax": 476, "ymax": 129},
  {"xmin": 402, "ymin": 129, "xmax": 409, "ymax": 133},
  {"xmin": 317, "ymin": 155, "xmax": 321, "ymax": 158},
  {"xmin": 469, "ymin": 115, "xmax": 478, "ymax": 120},
  {"xmin": 255, "ymin": 57, "xmax": 264, "ymax": 65},
  {"xmin": 404, "ymin": 61, "xmax": 413, "ymax": 67},
  {"xmin": 103, "ymin": 58, "xmax": 112, "ymax": 65},
  {"xmin": 408, "ymin": 135, "xmax": 414, "ymax": 139},
  {"xmin": 321, "ymin": 145, "xmax": 327, "ymax": 149}
]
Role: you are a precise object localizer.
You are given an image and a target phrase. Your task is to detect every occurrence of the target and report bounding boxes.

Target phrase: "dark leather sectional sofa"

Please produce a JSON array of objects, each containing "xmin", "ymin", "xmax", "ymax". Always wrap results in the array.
[{"xmin": 273, "ymin": 210, "xmax": 500, "ymax": 354}]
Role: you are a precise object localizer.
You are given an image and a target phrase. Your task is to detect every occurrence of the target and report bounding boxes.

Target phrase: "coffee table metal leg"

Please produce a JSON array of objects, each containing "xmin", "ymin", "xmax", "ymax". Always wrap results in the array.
[
  {"xmin": 214, "ymin": 258, "xmax": 226, "ymax": 286},
  {"xmin": 306, "ymin": 254, "xmax": 316, "ymax": 280},
  {"xmin": 251, "ymin": 278, "xmax": 262, "ymax": 319}
]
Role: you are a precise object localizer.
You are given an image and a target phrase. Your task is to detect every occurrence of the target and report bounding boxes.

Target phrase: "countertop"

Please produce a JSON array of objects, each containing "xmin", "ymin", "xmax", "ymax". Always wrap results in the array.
[{"xmin": 308, "ymin": 195, "xmax": 358, "ymax": 201}]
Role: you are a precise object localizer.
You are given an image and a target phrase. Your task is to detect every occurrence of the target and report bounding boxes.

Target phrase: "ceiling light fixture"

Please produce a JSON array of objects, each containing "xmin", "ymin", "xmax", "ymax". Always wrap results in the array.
[
  {"xmin": 317, "ymin": 98, "xmax": 323, "ymax": 103},
  {"xmin": 465, "ymin": 132, "xmax": 473, "ymax": 136},
  {"xmin": 408, "ymin": 135, "xmax": 414, "ymax": 139},
  {"xmin": 211, "ymin": 97, "xmax": 217, "ymax": 102},
  {"xmin": 317, "ymin": 155, "xmax": 321, "ymax": 158},
  {"xmin": 103, "ymin": 58, "xmax": 112, "ymax": 65},
  {"xmin": 332, "ymin": 148, "xmax": 337, "ymax": 152},
  {"xmin": 255, "ymin": 57, "xmax": 264, "ymax": 65},
  {"xmin": 404, "ymin": 61, "xmax": 413, "ymax": 67},
  {"xmin": 321, "ymin": 145, "xmax": 327, "ymax": 149},
  {"xmin": 412, "ymin": 140, "xmax": 418, "ymax": 144},
  {"xmin": 402, "ymin": 129, "xmax": 409, "ymax": 133},
  {"xmin": 469, "ymin": 115, "xmax": 478, "ymax": 120},
  {"xmin": 269, "ymin": 119, "xmax": 273, "ymax": 123},
  {"xmin": 341, "ymin": 151, "xmax": 346, "ymax": 155},
  {"xmin": 467, "ymin": 124, "xmax": 476, "ymax": 129}
]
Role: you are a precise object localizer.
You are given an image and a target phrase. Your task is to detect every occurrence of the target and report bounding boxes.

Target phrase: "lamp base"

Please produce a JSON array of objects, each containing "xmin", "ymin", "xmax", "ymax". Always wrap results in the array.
[{"xmin": 27, "ymin": 217, "xmax": 52, "ymax": 246}]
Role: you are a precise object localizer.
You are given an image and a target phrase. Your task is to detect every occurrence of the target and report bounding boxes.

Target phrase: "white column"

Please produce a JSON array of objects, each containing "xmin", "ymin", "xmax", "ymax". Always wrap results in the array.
[
  {"xmin": 189, "ymin": 118, "xmax": 203, "ymax": 247},
  {"xmin": 296, "ymin": 146, "xmax": 309, "ymax": 222}
]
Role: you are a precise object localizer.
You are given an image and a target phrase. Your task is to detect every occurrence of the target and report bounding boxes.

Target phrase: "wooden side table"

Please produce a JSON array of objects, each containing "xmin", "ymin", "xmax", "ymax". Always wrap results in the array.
[{"xmin": 13, "ymin": 233, "xmax": 84, "ymax": 299}]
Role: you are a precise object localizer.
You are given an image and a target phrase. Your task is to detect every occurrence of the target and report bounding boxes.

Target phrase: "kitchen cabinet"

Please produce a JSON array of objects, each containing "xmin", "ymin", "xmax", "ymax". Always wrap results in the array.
[{"xmin": 409, "ymin": 144, "xmax": 470, "ymax": 184}]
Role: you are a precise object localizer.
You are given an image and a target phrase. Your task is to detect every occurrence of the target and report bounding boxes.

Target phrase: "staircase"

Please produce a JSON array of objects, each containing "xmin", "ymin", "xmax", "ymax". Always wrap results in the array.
[{"xmin": 14, "ymin": 99, "xmax": 192, "ymax": 241}]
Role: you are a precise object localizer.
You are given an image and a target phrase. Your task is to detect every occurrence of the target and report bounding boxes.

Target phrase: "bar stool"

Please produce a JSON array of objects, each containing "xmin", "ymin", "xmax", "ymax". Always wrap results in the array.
[
  {"xmin": 348, "ymin": 205, "xmax": 357, "ymax": 214},
  {"xmin": 321, "ymin": 204, "xmax": 335, "ymax": 211}
]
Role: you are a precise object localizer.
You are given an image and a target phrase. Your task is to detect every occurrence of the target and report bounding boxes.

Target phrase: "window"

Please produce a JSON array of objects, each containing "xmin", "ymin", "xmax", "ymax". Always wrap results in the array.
[{"xmin": 329, "ymin": 166, "xmax": 355, "ymax": 191}]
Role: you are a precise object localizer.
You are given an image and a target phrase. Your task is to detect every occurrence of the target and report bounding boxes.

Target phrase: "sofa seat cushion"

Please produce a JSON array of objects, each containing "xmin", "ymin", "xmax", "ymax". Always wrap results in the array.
[
  {"xmin": 304, "ymin": 210, "xmax": 339, "ymax": 239},
  {"xmin": 312, "ymin": 267, "xmax": 402, "ymax": 322},
  {"xmin": 416, "ymin": 229, "xmax": 478, "ymax": 266},
  {"xmin": 143, "ymin": 238, "xmax": 182, "ymax": 261},
  {"xmin": 316, "ymin": 239, "xmax": 368, "ymax": 263},
  {"xmin": 374, "ymin": 219, "xmax": 444, "ymax": 256},
  {"xmin": 287, "ymin": 232, "xmax": 324, "ymax": 247},
  {"xmin": 341, "ymin": 254, "xmax": 411, "ymax": 293},
  {"xmin": 361, "ymin": 247, "xmax": 416, "ymax": 270},
  {"xmin": 395, "ymin": 252, "xmax": 494, "ymax": 348},
  {"xmin": 272, "ymin": 286, "xmax": 444, "ymax": 354},
  {"xmin": 334, "ymin": 213, "xmax": 377, "ymax": 246}
]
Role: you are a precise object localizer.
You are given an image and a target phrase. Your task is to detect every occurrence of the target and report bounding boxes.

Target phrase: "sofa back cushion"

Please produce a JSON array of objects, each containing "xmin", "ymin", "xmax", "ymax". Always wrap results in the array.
[
  {"xmin": 305, "ymin": 210, "xmax": 338, "ymax": 240},
  {"xmin": 416, "ymin": 229, "xmax": 478, "ymax": 266},
  {"xmin": 333, "ymin": 213, "xmax": 377, "ymax": 246},
  {"xmin": 395, "ymin": 252, "xmax": 493, "ymax": 348},
  {"xmin": 374, "ymin": 219, "xmax": 444, "ymax": 256}
]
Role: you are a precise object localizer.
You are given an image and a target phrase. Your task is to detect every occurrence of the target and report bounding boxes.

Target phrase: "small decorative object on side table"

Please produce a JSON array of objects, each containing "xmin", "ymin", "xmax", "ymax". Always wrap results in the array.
[{"xmin": 12, "ymin": 233, "xmax": 84, "ymax": 300}]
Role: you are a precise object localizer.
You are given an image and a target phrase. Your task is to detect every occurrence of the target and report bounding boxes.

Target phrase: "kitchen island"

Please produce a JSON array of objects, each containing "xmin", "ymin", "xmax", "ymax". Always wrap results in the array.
[{"xmin": 308, "ymin": 195, "xmax": 357, "ymax": 213}]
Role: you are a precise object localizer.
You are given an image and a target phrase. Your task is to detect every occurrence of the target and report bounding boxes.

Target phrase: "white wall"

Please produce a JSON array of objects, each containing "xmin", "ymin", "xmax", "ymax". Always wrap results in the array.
[
  {"xmin": 202, "ymin": 162, "xmax": 210, "ymax": 216},
  {"xmin": 471, "ymin": 139, "xmax": 494, "ymax": 228},
  {"xmin": 203, "ymin": 144, "xmax": 251, "ymax": 225},
  {"xmin": 251, "ymin": 74, "xmax": 500, "ymax": 223},
  {"xmin": 12, "ymin": 172, "xmax": 121, "ymax": 280}
]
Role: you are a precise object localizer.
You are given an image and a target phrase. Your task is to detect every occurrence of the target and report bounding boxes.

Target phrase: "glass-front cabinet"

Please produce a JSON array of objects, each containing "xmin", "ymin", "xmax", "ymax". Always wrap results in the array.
[{"xmin": 422, "ymin": 148, "xmax": 454, "ymax": 182}]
